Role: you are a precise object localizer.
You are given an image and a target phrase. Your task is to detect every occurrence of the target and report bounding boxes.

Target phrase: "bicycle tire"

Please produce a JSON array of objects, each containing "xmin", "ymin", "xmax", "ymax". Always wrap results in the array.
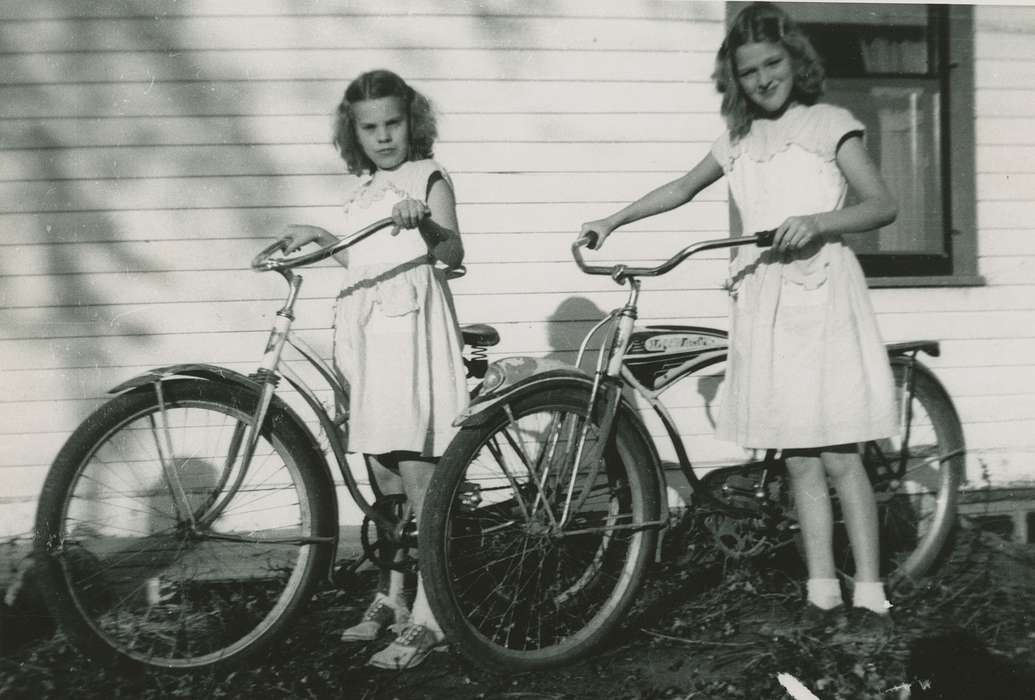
[
  {"xmin": 420, "ymin": 385, "xmax": 661, "ymax": 672},
  {"xmin": 33, "ymin": 378, "xmax": 336, "ymax": 672},
  {"xmin": 862, "ymin": 358, "xmax": 964, "ymax": 585}
]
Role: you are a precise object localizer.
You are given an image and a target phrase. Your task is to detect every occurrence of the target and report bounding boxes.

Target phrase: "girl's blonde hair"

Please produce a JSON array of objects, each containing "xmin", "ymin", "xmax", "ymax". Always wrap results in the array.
[
  {"xmin": 332, "ymin": 69, "xmax": 437, "ymax": 175},
  {"xmin": 712, "ymin": 2, "xmax": 825, "ymax": 140}
]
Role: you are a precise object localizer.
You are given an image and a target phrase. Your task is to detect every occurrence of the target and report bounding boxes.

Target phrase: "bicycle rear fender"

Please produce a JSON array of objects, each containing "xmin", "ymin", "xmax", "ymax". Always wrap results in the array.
[{"xmin": 889, "ymin": 353, "xmax": 963, "ymax": 446}]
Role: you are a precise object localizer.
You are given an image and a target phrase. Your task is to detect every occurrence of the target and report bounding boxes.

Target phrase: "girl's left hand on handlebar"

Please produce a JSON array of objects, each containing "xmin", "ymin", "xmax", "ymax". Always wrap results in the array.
[{"xmin": 391, "ymin": 198, "xmax": 430, "ymax": 235}]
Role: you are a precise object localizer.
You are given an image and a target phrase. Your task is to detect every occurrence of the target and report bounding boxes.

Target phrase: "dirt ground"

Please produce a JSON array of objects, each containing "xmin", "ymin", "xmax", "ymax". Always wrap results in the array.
[{"xmin": 3, "ymin": 525, "xmax": 1035, "ymax": 700}]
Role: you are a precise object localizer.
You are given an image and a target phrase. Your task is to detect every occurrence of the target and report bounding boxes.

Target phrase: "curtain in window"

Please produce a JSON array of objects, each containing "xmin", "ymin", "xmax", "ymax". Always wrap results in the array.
[{"xmin": 860, "ymin": 38, "xmax": 942, "ymax": 254}]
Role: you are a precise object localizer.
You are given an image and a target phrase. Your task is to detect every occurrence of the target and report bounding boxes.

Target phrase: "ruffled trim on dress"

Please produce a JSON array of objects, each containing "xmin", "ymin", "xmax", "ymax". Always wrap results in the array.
[
  {"xmin": 711, "ymin": 103, "xmax": 865, "ymax": 172},
  {"xmin": 343, "ymin": 174, "xmax": 410, "ymax": 213}
]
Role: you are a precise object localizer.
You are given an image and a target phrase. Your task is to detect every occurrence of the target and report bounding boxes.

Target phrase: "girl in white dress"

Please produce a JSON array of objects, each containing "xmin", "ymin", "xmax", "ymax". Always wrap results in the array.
[
  {"xmin": 580, "ymin": 2, "xmax": 898, "ymax": 639},
  {"xmin": 284, "ymin": 69, "xmax": 467, "ymax": 669}
]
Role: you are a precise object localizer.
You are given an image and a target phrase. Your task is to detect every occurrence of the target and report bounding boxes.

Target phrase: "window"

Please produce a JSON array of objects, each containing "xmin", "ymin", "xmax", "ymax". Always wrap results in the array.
[{"xmin": 729, "ymin": 3, "xmax": 980, "ymax": 286}]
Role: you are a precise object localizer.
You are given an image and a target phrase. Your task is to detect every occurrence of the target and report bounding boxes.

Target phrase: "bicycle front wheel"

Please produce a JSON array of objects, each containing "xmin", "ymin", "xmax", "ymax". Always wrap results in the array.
[
  {"xmin": 420, "ymin": 385, "xmax": 661, "ymax": 672},
  {"xmin": 33, "ymin": 378, "xmax": 336, "ymax": 671}
]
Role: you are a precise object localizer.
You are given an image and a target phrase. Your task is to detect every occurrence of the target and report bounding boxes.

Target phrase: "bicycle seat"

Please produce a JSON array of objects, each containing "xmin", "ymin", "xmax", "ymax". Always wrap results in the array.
[
  {"xmin": 886, "ymin": 340, "xmax": 940, "ymax": 357},
  {"xmin": 461, "ymin": 324, "xmax": 499, "ymax": 347}
]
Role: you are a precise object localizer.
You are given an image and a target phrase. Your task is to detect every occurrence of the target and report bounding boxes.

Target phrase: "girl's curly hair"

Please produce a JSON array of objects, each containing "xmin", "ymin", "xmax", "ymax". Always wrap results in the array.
[
  {"xmin": 712, "ymin": 2, "xmax": 825, "ymax": 141},
  {"xmin": 332, "ymin": 69, "xmax": 437, "ymax": 175}
]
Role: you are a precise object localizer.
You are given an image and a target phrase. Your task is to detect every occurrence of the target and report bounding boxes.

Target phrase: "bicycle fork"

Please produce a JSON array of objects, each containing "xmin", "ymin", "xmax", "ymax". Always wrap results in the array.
[
  {"xmin": 153, "ymin": 274, "xmax": 302, "ymax": 531},
  {"xmin": 553, "ymin": 280, "xmax": 641, "ymax": 530}
]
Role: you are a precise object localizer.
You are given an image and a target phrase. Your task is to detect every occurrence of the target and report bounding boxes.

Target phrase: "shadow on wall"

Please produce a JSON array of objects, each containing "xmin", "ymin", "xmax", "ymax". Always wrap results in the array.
[
  {"xmin": 2, "ymin": 5, "xmax": 317, "ymax": 382},
  {"xmin": 0, "ymin": 5, "xmax": 336, "ymax": 548},
  {"xmin": 544, "ymin": 296, "xmax": 607, "ymax": 370}
]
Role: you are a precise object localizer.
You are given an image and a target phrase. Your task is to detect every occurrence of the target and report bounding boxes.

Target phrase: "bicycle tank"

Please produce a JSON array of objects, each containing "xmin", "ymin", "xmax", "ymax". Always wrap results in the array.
[{"xmin": 623, "ymin": 325, "xmax": 728, "ymax": 389}]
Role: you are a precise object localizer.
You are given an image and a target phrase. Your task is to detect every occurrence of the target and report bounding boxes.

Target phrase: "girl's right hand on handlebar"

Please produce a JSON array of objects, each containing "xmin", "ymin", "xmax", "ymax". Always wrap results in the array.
[
  {"xmin": 282, "ymin": 224, "xmax": 334, "ymax": 253},
  {"xmin": 391, "ymin": 198, "xmax": 430, "ymax": 235},
  {"xmin": 578, "ymin": 219, "xmax": 616, "ymax": 250}
]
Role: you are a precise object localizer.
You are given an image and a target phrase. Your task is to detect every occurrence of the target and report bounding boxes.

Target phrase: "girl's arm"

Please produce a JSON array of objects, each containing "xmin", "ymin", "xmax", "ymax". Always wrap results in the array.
[
  {"xmin": 773, "ymin": 135, "xmax": 898, "ymax": 252},
  {"xmin": 388, "ymin": 176, "xmax": 463, "ymax": 268},
  {"xmin": 580, "ymin": 153, "xmax": 724, "ymax": 247},
  {"xmin": 419, "ymin": 175, "xmax": 464, "ymax": 268}
]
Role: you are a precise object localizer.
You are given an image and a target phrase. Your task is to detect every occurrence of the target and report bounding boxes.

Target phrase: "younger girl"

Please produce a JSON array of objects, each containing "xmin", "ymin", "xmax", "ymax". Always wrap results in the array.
[
  {"xmin": 284, "ymin": 69, "xmax": 467, "ymax": 669},
  {"xmin": 580, "ymin": 2, "xmax": 898, "ymax": 638}
]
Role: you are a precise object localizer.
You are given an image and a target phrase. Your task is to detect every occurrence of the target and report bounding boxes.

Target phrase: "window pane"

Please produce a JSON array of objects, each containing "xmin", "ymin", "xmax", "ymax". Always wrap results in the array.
[
  {"xmin": 805, "ymin": 24, "xmax": 928, "ymax": 76},
  {"xmin": 827, "ymin": 79, "xmax": 945, "ymax": 257},
  {"xmin": 791, "ymin": 3, "xmax": 928, "ymax": 27}
]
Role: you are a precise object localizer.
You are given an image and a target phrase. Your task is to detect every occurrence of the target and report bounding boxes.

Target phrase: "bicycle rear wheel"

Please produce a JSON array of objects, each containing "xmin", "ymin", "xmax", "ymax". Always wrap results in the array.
[
  {"xmin": 420, "ymin": 385, "xmax": 661, "ymax": 672},
  {"xmin": 33, "ymin": 378, "xmax": 335, "ymax": 671},
  {"xmin": 861, "ymin": 359, "xmax": 964, "ymax": 584}
]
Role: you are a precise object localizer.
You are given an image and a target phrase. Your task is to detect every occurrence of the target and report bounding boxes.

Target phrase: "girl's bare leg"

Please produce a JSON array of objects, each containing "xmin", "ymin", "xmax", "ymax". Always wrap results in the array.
[
  {"xmin": 820, "ymin": 445, "xmax": 880, "ymax": 583},
  {"xmin": 786, "ymin": 452, "xmax": 837, "ymax": 580},
  {"xmin": 340, "ymin": 455, "xmax": 410, "ymax": 642},
  {"xmin": 366, "ymin": 457, "xmax": 445, "ymax": 669},
  {"xmin": 821, "ymin": 445, "xmax": 889, "ymax": 615},
  {"xmin": 367, "ymin": 455, "xmax": 406, "ymax": 600},
  {"xmin": 399, "ymin": 458, "xmax": 442, "ymax": 635}
]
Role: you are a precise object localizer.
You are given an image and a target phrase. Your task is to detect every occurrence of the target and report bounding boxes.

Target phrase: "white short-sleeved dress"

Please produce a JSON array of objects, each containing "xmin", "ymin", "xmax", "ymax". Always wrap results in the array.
[
  {"xmin": 332, "ymin": 159, "xmax": 468, "ymax": 457},
  {"xmin": 710, "ymin": 103, "xmax": 898, "ymax": 450}
]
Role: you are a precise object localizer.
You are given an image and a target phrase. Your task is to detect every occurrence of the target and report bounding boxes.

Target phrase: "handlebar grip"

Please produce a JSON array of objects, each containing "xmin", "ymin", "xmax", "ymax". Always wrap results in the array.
[
  {"xmin": 578, "ymin": 231, "xmax": 600, "ymax": 250},
  {"xmin": 251, "ymin": 238, "xmax": 290, "ymax": 270},
  {"xmin": 755, "ymin": 229, "xmax": 775, "ymax": 247},
  {"xmin": 445, "ymin": 265, "xmax": 467, "ymax": 280}
]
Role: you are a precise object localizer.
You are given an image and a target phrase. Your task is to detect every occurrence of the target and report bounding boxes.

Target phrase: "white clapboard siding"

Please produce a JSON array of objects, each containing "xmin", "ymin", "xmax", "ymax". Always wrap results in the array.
[
  {"xmin": 0, "ymin": 1, "xmax": 712, "ymax": 20},
  {"xmin": 0, "ymin": 48, "xmax": 714, "ymax": 83},
  {"xmin": 0, "ymin": 113, "xmax": 727, "ymax": 148},
  {"xmin": 4, "ymin": 2, "xmax": 1035, "ymax": 540},
  {"xmin": 0, "ymin": 1, "xmax": 729, "ymax": 538}
]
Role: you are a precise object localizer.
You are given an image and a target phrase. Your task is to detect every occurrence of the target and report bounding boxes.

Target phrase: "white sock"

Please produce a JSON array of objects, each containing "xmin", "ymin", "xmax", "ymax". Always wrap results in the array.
[
  {"xmin": 852, "ymin": 581, "xmax": 891, "ymax": 615},
  {"xmin": 806, "ymin": 578, "xmax": 843, "ymax": 610},
  {"xmin": 409, "ymin": 575, "xmax": 443, "ymax": 638}
]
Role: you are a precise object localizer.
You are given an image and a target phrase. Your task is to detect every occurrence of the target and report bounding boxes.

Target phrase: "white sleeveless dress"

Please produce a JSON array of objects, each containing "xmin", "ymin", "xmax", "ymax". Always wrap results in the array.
[
  {"xmin": 332, "ymin": 159, "xmax": 468, "ymax": 457},
  {"xmin": 710, "ymin": 103, "xmax": 898, "ymax": 449}
]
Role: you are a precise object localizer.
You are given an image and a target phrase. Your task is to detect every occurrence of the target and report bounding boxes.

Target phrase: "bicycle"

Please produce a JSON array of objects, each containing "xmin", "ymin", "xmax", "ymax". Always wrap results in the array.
[
  {"xmin": 419, "ymin": 231, "xmax": 966, "ymax": 672},
  {"xmin": 31, "ymin": 218, "xmax": 499, "ymax": 672}
]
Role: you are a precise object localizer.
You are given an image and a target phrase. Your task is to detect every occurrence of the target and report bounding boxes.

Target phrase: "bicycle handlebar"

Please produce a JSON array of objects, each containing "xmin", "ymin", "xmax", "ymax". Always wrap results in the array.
[
  {"xmin": 571, "ymin": 229, "xmax": 774, "ymax": 283},
  {"xmin": 251, "ymin": 217, "xmax": 470, "ymax": 282},
  {"xmin": 251, "ymin": 217, "xmax": 397, "ymax": 273}
]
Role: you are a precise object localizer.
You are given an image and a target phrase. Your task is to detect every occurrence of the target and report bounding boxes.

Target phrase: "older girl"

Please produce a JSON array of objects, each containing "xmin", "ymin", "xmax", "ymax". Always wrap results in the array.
[{"xmin": 580, "ymin": 2, "xmax": 898, "ymax": 639}]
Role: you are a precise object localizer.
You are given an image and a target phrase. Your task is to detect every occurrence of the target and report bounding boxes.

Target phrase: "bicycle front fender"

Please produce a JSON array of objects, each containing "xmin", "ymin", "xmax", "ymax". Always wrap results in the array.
[
  {"xmin": 453, "ymin": 357, "xmax": 660, "ymax": 473},
  {"xmin": 452, "ymin": 356, "xmax": 669, "ymax": 539},
  {"xmin": 105, "ymin": 365, "xmax": 340, "ymax": 553},
  {"xmin": 108, "ymin": 363, "xmax": 262, "ymax": 395}
]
